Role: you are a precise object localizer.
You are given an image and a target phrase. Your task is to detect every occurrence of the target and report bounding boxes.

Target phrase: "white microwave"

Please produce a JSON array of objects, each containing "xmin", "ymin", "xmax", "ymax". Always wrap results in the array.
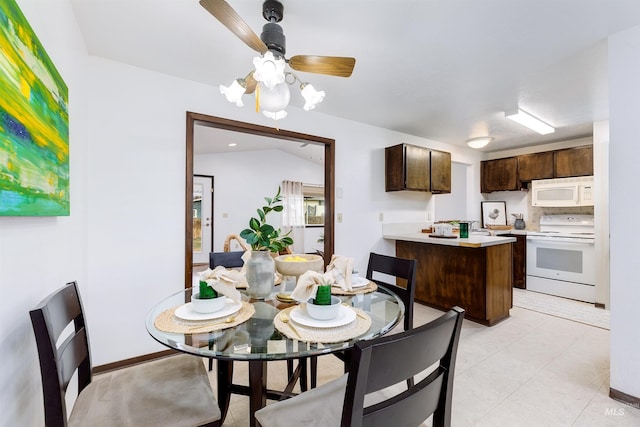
[{"xmin": 531, "ymin": 176, "xmax": 594, "ymax": 207}]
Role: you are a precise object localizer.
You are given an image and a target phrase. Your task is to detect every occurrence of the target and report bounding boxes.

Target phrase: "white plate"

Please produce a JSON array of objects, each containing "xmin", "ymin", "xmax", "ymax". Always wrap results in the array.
[
  {"xmin": 290, "ymin": 304, "xmax": 357, "ymax": 328},
  {"xmin": 174, "ymin": 298, "xmax": 242, "ymax": 321},
  {"xmin": 350, "ymin": 276, "xmax": 370, "ymax": 288}
]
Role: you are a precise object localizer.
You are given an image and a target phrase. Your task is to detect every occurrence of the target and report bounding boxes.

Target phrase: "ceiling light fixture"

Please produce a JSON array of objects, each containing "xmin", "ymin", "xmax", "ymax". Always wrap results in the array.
[
  {"xmin": 204, "ymin": 0, "xmax": 355, "ymax": 123},
  {"xmin": 466, "ymin": 137, "xmax": 494, "ymax": 149},
  {"xmin": 219, "ymin": 78, "xmax": 246, "ymax": 107},
  {"xmin": 505, "ymin": 108, "xmax": 555, "ymax": 135},
  {"xmin": 219, "ymin": 56, "xmax": 325, "ymax": 121}
]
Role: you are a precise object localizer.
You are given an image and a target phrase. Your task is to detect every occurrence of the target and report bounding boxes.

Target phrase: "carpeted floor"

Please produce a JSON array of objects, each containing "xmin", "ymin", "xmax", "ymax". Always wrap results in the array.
[{"xmin": 512, "ymin": 288, "xmax": 610, "ymax": 330}]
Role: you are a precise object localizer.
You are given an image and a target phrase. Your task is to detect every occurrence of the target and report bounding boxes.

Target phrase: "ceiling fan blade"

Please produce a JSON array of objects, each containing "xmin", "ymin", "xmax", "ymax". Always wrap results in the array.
[
  {"xmin": 288, "ymin": 56, "xmax": 356, "ymax": 77},
  {"xmin": 244, "ymin": 73, "xmax": 257, "ymax": 94},
  {"xmin": 200, "ymin": 0, "xmax": 267, "ymax": 54}
]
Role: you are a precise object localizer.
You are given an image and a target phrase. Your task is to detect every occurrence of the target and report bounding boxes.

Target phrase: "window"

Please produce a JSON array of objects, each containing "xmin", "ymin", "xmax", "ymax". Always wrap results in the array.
[{"xmin": 303, "ymin": 185, "xmax": 324, "ymax": 226}]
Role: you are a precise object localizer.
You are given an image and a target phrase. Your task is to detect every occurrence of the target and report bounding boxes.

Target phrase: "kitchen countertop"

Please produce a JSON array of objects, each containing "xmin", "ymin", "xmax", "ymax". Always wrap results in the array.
[
  {"xmin": 492, "ymin": 229, "xmax": 531, "ymax": 236},
  {"xmin": 383, "ymin": 232, "xmax": 516, "ymax": 248}
]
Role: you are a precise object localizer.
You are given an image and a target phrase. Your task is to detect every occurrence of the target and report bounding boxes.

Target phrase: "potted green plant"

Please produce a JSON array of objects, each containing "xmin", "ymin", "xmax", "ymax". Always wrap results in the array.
[
  {"xmin": 240, "ymin": 186, "xmax": 294, "ymax": 299},
  {"xmin": 240, "ymin": 186, "xmax": 294, "ymax": 253}
]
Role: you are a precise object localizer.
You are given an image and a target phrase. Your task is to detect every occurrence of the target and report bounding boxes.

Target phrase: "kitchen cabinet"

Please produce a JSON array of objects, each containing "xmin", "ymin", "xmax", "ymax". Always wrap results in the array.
[
  {"xmin": 506, "ymin": 234, "xmax": 526, "ymax": 288},
  {"xmin": 396, "ymin": 239, "xmax": 513, "ymax": 326},
  {"xmin": 385, "ymin": 144, "xmax": 451, "ymax": 193},
  {"xmin": 517, "ymin": 151, "xmax": 554, "ymax": 183},
  {"xmin": 554, "ymin": 145, "xmax": 593, "ymax": 178},
  {"xmin": 481, "ymin": 157, "xmax": 518, "ymax": 192},
  {"xmin": 482, "ymin": 145, "xmax": 594, "ymax": 193},
  {"xmin": 429, "ymin": 149, "xmax": 452, "ymax": 193}
]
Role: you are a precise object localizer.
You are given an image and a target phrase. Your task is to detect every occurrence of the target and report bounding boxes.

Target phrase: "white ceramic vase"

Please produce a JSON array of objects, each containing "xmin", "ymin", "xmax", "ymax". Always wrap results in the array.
[{"xmin": 245, "ymin": 251, "xmax": 275, "ymax": 299}]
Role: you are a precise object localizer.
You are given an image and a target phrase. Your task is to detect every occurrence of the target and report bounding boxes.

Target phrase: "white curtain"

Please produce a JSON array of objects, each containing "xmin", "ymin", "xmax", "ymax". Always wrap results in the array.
[{"xmin": 281, "ymin": 180, "xmax": 305, "ymax": 253}]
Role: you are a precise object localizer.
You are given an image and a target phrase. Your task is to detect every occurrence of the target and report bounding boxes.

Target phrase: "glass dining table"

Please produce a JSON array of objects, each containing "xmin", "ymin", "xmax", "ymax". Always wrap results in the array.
[{"xmin": 146, "ymin": 284, "xmax": 404, "ymax": 427}]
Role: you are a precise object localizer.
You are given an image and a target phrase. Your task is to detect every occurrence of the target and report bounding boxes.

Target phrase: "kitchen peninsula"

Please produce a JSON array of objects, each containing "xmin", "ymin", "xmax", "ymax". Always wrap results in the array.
[{"xmin": 383, "ymin": 226, "xmax": 515, "ymax": 326}]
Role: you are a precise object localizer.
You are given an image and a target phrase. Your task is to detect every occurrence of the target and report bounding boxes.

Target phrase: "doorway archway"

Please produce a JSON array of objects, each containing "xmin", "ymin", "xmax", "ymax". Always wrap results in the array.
[{"xmin": 185, "ymin": 112, "xmax": 335, "ymax": 289}]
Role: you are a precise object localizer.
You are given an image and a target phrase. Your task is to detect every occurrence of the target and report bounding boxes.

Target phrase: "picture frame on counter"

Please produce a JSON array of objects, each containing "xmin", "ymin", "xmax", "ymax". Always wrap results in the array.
[{"xmin": 481, "ymin": 201, "xmax": 507, "ymax": 227}]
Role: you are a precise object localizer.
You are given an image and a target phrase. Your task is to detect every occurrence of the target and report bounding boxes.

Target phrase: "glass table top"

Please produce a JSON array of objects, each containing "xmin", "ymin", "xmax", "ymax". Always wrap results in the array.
[{"xmin": 145, "ymin": 285, "xmax": 404, "ymax": 361}]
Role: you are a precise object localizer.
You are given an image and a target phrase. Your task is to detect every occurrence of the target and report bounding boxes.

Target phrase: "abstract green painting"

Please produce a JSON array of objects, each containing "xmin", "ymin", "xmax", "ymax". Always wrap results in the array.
[{"xmin": 0, "ymin": 0, "xmax": 69, "ymax": 216}]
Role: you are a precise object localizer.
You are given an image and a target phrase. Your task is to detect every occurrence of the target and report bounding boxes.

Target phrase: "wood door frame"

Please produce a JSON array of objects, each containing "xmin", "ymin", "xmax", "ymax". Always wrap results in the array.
[
  {"xmin": 185, "ymin": 112, "xmax": 335, "ymax": 289},
  {"xmin": 193, "ymin": 174, "xmax": 214, "ymax": 265}
]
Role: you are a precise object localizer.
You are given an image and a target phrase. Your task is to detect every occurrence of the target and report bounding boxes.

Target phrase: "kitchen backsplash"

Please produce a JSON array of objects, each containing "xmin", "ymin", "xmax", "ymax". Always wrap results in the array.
[
  {"xmin": 487, "ymin": 184, "xmax": 594, "ymax": 231},
  {"xmin": 525, "ymin": 186, "xmax": 594, "ymax": 230}
]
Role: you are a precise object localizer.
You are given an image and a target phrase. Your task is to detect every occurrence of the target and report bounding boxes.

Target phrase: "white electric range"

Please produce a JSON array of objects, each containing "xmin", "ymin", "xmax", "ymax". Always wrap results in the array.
[{"xmin": 526, "ymin": 214, "xmax": 595, "ymax": 303}]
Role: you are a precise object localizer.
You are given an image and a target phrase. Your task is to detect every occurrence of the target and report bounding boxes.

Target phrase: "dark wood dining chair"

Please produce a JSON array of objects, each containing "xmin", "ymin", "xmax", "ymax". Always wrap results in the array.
[
  {"xmin": 30, "ymin": 281, "xmax": 221, "ymax": 427},
  {"xmin": 310, "ymin": 252, "xmax": 418, "ymax": 388},
  {"xmin": 366, "ymin": 252, "xmax": 418, "ymax": 332},
  {"xmin": 209, "ymin": 250, "xmax": 245, "ymax": 269},
  {"xmin": 255, "ymin": 306, "xmax": 465, "ymax": 427},
  {"xmin": 208, "ymin": 251, "xmax": 244, "ymax": 370}
]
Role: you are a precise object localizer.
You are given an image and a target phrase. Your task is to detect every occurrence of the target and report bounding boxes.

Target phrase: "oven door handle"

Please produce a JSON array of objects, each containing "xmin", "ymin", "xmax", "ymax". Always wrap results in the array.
[{"xmin": 526, "ymin": 237, "xmax": 595, "ymax": 245}]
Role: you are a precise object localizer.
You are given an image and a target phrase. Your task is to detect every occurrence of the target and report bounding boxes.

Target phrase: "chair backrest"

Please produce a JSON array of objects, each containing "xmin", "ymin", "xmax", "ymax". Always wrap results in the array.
[
  {"xmin": 365, "ymin": 252, "xmax": 417, "ymax": 331},
  {"xmin": 30, "ymin": 281, "xmax": 91, "ymax": 427},
  {"xmin": 210, "ymin": 251, "xmax": 245, "ymax": 269},
  {"xmin": 342, "ymin": 306, "xmax": 465, "ymax": 427}
]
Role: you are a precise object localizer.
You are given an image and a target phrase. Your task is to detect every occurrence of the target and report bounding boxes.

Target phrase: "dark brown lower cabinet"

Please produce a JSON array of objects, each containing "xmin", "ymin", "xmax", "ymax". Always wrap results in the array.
[
  {"xmin": 506, "ymin": 234, "xmax": 527, "ymax": 289},
  {"xmin": 396, "ymin": 240, "xmax": 513, "ymax": 326}
]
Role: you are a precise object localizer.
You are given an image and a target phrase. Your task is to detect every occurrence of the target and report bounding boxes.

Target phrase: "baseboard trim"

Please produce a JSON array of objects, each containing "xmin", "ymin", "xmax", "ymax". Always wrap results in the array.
[
  {"xmin": 92, "ymin": 349, "xmax": 176, "ymax": 374},
  {"xmin": 610, "ymin": 387, "xmax": 640, "ymax": 408}
]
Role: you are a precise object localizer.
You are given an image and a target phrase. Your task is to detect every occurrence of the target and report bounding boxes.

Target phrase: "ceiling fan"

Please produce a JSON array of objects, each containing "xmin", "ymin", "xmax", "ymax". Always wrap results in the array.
[{"xmin": 199, "ymin": 0, "xmax": 356, "ymax": 119}]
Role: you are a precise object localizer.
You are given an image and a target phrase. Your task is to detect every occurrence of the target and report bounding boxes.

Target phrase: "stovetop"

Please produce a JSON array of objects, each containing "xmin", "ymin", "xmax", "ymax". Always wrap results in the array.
[{"xmin": 529, "ymin": 214, "xmax": 595, "ymax": 240}]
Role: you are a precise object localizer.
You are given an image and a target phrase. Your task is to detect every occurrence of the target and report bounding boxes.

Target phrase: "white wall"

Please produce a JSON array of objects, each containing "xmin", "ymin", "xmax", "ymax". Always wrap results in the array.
[
  {"xmin": 433, "ymin": 161, "xmax": 470, "ymax": 221},
  {"xmin": 194, "ymin": 149, "xmax": 323, "ymax": 252},
  {"xmin": 593, "ymin": 120, "xmax": 610, "ymax": 308},
  {"xmin": 1, "ymin": 1, "xmax": 89, "ymax": 425},
  {"xmin": 609, "ymin": 24, "xmax": 640, "ymax": 400}
]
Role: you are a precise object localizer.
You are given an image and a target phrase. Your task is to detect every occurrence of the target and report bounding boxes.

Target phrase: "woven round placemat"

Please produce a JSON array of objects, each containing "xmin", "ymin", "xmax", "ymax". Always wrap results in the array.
[
  {"xmin": 331, "ymin": 281, "xmax": 378, "ymax": 295},
  {"xmin": 154, "ymin": 301, "xmax": 255, "ymax": 334},
  {"xmin": 274, "ymin": 305, "xmax": 372, "ymax": 344}
]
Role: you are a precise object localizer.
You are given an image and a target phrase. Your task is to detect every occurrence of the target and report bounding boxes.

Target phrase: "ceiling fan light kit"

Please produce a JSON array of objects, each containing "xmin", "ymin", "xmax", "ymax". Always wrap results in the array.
[
  {"xmin": 505, "ymin": 108, "xmax": 555, "ymax": 135},
  {"xmin": 257, "ymin": 81, "xmax": 290, "ymax": 119},
  {"xmin": 201, "ymin": 0, "xmax": 355, "ymax": 121},
  {"xmin": 300, "ymin": 83, "xmax": 325, "ymax": 111},
  {"xmin": 253, "ymin": 51, "xmax": 286, "ymax": 89},
  {"xmin": 219, "ymin": 79, "xmax": 246, "ymax": 106}
]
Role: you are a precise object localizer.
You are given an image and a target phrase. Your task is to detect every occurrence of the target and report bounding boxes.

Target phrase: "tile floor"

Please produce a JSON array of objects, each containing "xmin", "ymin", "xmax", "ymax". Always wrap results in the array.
[{"xmin": 208, "ymin": 297, "xmax": 640, "ymax": 427}]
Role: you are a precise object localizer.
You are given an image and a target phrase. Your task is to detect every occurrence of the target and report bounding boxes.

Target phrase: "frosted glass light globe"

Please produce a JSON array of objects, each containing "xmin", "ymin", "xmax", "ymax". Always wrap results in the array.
[{"xmin": 258, "ymin": 81, "xmax": 290, "ymax": 119}]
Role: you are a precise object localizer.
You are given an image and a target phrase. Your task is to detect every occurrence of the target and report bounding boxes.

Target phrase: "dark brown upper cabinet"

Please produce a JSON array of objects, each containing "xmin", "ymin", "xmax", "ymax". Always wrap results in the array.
[
  {"xmin": 517, "ymin": 151, "xmax": 554, "ymax": 183},
  {"xmin": 481, "ymin": 145, "xmax": 594, "ymax": 193},
  {"xmin": 554, "ymin": 145, "xmax": 594, "ymax": 178},
  {"xmin": 429, "ymin": 149, "xmax": 452, "ymax": 193},
  {"xmin": 481, "ymin": 157, "xmax": 519, "ymax": 192},
  {"xmin": 385, "ymin": 144, "xmax": 451, "ymax": 193}
]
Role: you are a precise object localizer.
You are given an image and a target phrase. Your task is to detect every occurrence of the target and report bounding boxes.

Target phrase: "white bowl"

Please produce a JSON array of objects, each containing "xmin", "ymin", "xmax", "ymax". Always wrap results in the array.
[
  {"xmin": 191, "ymin": 293, "xmax": 226, "ymax": 313},
  {"xmin": 306, "ymin": 295, "xmax": 341, "ymax": 320},
  {"xmin": 274, "ymin": 254, "xmax": 324, "ymax": 277}
]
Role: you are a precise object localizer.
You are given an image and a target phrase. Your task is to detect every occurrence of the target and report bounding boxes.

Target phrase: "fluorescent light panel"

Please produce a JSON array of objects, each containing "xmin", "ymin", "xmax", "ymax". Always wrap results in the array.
[{"xmin": 505, "ymin": 109, "xmax": 555, "ymax": 135}]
